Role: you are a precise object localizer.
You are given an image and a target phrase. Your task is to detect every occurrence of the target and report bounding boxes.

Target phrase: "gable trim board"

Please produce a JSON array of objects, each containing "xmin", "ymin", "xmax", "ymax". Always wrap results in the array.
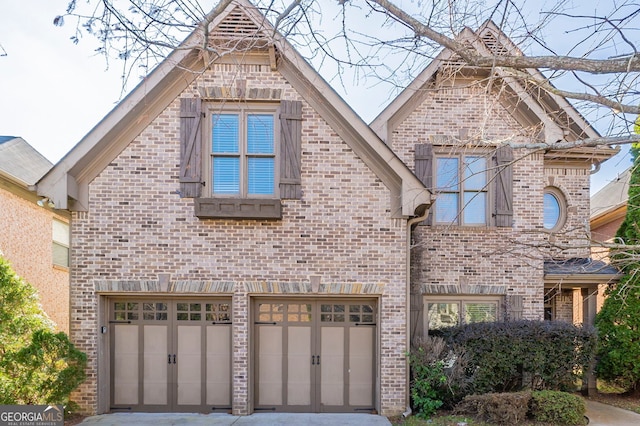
[{"xmin": 36, "ymin": 0, "xmax": 430, "ymax": 218}]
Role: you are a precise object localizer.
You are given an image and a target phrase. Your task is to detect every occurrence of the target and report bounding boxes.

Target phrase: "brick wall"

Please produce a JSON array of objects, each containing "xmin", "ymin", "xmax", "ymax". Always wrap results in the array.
[
  {"xmin": 70, "ymin": 62, "xmax": 409, "ymax": 415},
  {"xmin": 0, "ymin": 187, "xmax": 70, "ymax": 332},
  {"xmin": 393, "ymin": 78, "xmax": 589, "ymax": 322}
]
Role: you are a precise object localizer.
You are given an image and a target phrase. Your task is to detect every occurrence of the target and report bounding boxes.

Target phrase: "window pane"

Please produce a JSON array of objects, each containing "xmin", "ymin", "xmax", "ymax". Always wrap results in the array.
[
  {"xmin": 213, "ymin": 157, "xmax": 240, "ymax": 194},
  {"xmin": 464, "ymin": 303, "xmax": 497, "ymax": 324},
  {"xmin": 435, "ymin": 193, "xmax": 458, "ymax": 223},
  {"xmin": 463, "ymin": 192, "xmax": 486, "ymax": 224},
  {"xmin": 436, "ymin": 157, "xmax": 459, "ymax": 190},
  {"xmin": 544, "ymin": 192, "xmax": 560, "ymax": 229},
  {"xmin": 247, "ymin": 114, "xmax": 274, "ymax": 154},
  {"xmin": 52, "ymin": 220, "xmax": 69, "ymax": 245},
  {"xmin": 212, "ymin": 114, "xmax": 239, "ymax": 153},
  {"xmin": 427, "ymin": 302, "xmax": 459, "ymax": 330},
  {"xmin": 248, "ymin": 157, "xmax": 274, "ymax": 195},
  {"xmin": 464, "ymin": 157, "xmax": 486, "ymax": 190},
  {"xmin": 53, "ymin": 243, "xmax": 69, "ymax": 268}
]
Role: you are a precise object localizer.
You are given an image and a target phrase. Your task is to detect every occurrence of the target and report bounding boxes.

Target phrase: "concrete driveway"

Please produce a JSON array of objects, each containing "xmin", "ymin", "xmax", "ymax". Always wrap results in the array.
[
  {"xmin": 76, "ymin": 400, "xmax": 640, "ymax": 425},
  {"xmin": 586, "ymin": 400, "xmax": 640, "ymax": 426},
  {"xmin": 77, "ymin": 412, "xmax": 391, "ymax": 425}
]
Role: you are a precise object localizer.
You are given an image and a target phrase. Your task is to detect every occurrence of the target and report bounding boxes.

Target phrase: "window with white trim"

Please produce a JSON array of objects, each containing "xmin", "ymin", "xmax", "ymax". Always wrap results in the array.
[{"xmin": 52, "ymin": 220, "xmax": 69, "ymax": 268}]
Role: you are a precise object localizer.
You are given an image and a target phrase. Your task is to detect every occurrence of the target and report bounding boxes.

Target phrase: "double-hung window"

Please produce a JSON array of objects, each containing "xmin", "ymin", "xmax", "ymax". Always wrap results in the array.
[
  {"xmin": 435, "ymin": 155, "xmax": 488, "ymax": 225},
  {"xmin": 52, "ymin": 219, "xmax": 69, "ymax": 268},
  {"xmin": 210, "ymin": 108, "xmax": 276, "ymax": 197}
]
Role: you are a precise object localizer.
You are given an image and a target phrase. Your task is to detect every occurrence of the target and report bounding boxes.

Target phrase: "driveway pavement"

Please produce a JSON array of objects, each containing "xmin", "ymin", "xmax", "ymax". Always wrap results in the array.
[
  {"xmin": 75, "ymin": 400, "xmax": 640, "ymax": 425},
  {"xmin": 585, "ymin": 399, "xmax": 640, "ymax": 426},
  {"xmin": 77, "ymin": 412, "xmax": 392, "ymax": 425}
]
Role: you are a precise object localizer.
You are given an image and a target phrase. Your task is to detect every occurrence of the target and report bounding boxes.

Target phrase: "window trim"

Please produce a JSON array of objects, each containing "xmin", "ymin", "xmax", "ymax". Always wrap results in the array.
[
  {"xmin": 203, "ymin": 103, "xmax": 281, "ymax": 199},
  {"xmin": 543, "ymin": 186, "xmax": 567, "ymax": 232},
  {"xmin": 423, "ymin": 295, "xmax": 503, "ymax": 335},
  {"xmin": 433, "ymin": 152, "xmax": 491, "ymax": 226}
]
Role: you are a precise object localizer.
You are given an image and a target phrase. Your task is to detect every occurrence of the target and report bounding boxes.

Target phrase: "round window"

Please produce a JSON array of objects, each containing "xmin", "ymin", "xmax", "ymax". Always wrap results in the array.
[{"xmin": 543, "ymin": 188, "xmax": 566, "ymax": 231}]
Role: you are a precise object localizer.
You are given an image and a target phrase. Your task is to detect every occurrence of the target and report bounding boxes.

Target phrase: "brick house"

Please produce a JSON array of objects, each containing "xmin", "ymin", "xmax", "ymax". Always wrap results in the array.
[
  {"xmin": 0, "ymin": 136, "xmax": 70, "ymax": 332},
  {"xmin": 36, "ymin": 1, "xmax": 619, "ymax": 417}
]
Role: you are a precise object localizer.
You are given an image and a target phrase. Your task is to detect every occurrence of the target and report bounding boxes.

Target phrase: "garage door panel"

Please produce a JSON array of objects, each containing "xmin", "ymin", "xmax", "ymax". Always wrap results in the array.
[
  {"xmin": 143, "ymin": 325, "xmax": 168, "ymax": 405},
  {"xmin": 258, "ymin": 326, "xmax": 283, "ymax": 406},
  {"xmin": 349, "ymin": 327, "xmax": 374, "ymax": 406},
  {"xmin": 113, "ymin": 325, "xmax": 139, "ymax": 405},
  {"xmin": 206, "ymin": 325, "xmax": 231, "ymax": 406},
  {"xmin": 177, "ymin": 325, "xmax": 202, "ymax": 405},
  {"xmin": 287, "ymin": 326, "xmax": 311, "ymax": 406},
  {"xmin": 320, "ymin": 327, "xmax": 344, "ymax": 407}
]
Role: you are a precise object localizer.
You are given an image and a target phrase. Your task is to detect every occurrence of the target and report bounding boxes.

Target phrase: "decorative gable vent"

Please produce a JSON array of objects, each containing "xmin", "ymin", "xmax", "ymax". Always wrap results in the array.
[
  {"xmin": 481, "ymin": 31, "xmax": 510, "ymax": 56},
  {"xmin": 208, "ymin": 6, "xmax": 271, "ymax": 50}
]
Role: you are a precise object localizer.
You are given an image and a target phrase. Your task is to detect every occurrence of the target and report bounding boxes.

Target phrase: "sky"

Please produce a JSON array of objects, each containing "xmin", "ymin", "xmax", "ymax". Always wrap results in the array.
[{"xmin": 0, "ymin": 0, "xmax": 633, "ymax": 195}]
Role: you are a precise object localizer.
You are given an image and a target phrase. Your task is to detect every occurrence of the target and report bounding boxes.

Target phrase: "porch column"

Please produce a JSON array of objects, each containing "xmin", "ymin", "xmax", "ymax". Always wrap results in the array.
[{"xmin": 582, "ymin": 288, "xmax": 598, "ymax": 396}]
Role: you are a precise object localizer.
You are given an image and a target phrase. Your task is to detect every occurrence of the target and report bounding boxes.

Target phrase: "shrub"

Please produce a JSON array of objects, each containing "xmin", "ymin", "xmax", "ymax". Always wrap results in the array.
[
  {"xmin": 409, "ymin": 339, "xmax": 447, "ymax": 417},
  {"xmin": 529, "ymin": 390, "xmax": 586, "ymax": 425},
  {"xmin": 409, "ymin": 336, "xmax": 471, "ymax": 413},
  {"xmin": 0, "ymin": 256, "xmax": 87, "ymax": 405},
  {"xmin": 596, "ymin": 278, "xmax": 640, "ymax": 393},
  {"xmin": 442, "ymin": 320, "xmax": 597, "ymax": 394},
  {"xmin": 454, "ymin": 391, "xmax": 531, "ymax": 424}
]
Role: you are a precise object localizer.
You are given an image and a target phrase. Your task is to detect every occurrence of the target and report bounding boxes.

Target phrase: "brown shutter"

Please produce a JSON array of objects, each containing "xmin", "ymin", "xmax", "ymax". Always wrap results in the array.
[
  {"xmin": 508, "ymin": 294, "xmax": 524, "ymax": 320},
  {"xmin": 415, "ymin": 143, "xmax": 433, "ymax": 225},
  {"xmin": 494, "ymin": 145, "xmax": 513, "ymax": 227},
  {"xmin": 179, "ymin": 98, "xmax": 203, "ymax": 198},
  {"xmin": 279, "ymin": 100, "xmax": 303, "ymax": 199}
]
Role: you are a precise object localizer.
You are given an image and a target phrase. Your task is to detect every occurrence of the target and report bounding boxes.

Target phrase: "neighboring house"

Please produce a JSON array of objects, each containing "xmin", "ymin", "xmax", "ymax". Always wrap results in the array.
[
  {"xmin": 591, "ymin": 167, "xmax": 630, "ymax": 245},
  {"xmin": 35, "ymin": 1, "xmax": 621, "ymax": 417},
  {"xmin": 589, "ymin": 167, "xmax": 631, "ymax": 309},
  {"xmin": 0, "ymin": 136, "xmax": 70, "ymax": 332}
]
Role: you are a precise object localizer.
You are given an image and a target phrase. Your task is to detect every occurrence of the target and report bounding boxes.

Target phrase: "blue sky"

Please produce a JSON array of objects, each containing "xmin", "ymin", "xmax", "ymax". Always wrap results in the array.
[{"xmin": 0, "ymin": 0, "xmax": 632, "ymax": 194}]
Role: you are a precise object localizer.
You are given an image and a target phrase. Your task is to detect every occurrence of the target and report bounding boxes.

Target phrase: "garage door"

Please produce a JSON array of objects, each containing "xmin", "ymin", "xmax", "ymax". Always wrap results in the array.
[
  {"xmin": 254, "ymin": 299, "xmax": 376, "ymax": 413},
  {"xmin": 109, "ymin": 299, "xmax": 232, "ymax": 412}
]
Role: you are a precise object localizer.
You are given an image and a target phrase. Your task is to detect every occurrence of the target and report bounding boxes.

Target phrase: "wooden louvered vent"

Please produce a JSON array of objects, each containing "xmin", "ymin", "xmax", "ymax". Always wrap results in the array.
[
  {"xmin": 481, "ymin": 32, "xmax": 510, "ymax": 56},
  {"xmin": 209, "ymin": 6, "xmax": 271, "ymax": 50}
]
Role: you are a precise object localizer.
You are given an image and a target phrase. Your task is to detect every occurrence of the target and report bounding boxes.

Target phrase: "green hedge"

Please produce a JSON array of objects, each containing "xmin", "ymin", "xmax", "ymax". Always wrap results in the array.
[
  {"xmin": 530, "ymin": 390, "xmax": 586, "ymax": 425},
  {"xmin": 441, "ymin": 320, "xmax": 596, "ymax": 394}
]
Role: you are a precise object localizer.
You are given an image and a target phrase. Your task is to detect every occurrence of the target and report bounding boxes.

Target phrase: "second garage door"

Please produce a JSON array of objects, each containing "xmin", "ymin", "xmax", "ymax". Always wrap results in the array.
[{"xmin": 254, "ymin": 299, "xmax": 376, "ymax": 413}]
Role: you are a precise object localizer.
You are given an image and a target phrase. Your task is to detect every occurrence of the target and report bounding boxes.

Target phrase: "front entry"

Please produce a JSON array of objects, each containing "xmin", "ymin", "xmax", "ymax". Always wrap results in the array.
[
  {"xmin": 254, "ymin": 299, "xmax": 377, "ymax": 413},
  {"xmin": 109, "ymin": 298, "xmax": 232, "ymax": 412}
]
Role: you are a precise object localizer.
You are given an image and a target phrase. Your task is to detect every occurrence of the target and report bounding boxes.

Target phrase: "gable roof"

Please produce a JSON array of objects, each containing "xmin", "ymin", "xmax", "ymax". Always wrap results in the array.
[
  {"xmin": 36, "ymin": 0, "xmax": 430, "ymax": 218},
  {"xmin": 0, "ymin": 136, "xmax": 52, "ymax": 187},
  {"xmin": 371, "ymin": 21, "xmax": 617, "ymax": 165}
]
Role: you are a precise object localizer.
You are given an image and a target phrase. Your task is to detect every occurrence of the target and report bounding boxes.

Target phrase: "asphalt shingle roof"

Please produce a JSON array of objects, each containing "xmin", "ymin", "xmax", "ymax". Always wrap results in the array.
[
  {"xmin": 544, "ymin": 258, "xmax": 619, "ymax": 275},
  {"xmin": 0, "ymin": 136, "xmax": 52, "ymax": 186}
]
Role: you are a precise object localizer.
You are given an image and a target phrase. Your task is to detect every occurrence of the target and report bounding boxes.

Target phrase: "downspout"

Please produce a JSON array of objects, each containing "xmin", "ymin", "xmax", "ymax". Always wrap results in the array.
[{"xmin": 404, "ymin": 208, "xmax": 430, "ymax": 418}]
